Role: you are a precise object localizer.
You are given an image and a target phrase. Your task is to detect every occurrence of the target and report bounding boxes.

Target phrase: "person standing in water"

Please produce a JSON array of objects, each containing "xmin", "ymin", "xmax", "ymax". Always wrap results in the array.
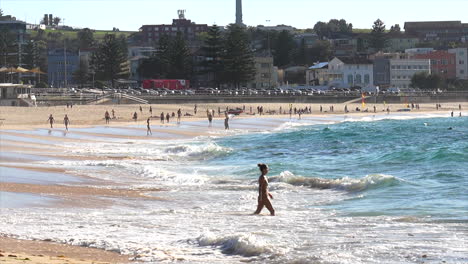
[
  {"xmin": 146, "ymin": 117, "xmax": 152, "ymax": 135},
  {"xmin": 63, "ymin": 114, "xmax": 70, "ymax": 131},
  {"xmin": 47, "ymin": 114, "xmax": 55, "ymax": 128},
  {"xmin": 224, "ymin": 112, "xmax": 229, "ymax": 130},
  {"xmin": 254, "ymin": 163, "xmax": 275, "ymax": 216}
]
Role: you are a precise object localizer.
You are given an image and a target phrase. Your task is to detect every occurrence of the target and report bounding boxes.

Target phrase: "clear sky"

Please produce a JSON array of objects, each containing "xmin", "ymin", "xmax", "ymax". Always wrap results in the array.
[{"xmin": 2, "ymin": 0, "xmax": 467, "ymax": 31}]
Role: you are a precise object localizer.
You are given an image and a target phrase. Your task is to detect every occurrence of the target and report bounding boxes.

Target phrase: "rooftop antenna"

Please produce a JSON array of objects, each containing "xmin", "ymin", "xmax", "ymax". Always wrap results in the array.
[{"xmin": 178, "ymin": 10, "xmax": 186, "ymax": 19}]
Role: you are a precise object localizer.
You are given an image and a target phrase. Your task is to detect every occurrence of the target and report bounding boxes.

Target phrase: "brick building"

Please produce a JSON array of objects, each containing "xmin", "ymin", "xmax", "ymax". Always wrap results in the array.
[
  {"xmin": 414, "ymin": 50, "xmax": 456, "ymax": 79},
  {"xmin": 140, "ymin": 10, "xmax": 208, "ymax": 45}
]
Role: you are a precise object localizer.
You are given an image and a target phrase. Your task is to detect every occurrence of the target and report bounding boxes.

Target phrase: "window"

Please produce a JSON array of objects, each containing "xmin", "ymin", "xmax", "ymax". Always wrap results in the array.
[
  {"xmin": 431, "ymin": 60, "xmax": 436, "ymax": 65},
  {"xmin": 347, "ymin": 74, "xmax": 353, "ymax": 84},
  {"xmin": 355, "ymin": 74, "xmax": 362, "ymax": 84},
  {"xmin": 391, "ymin": 65, "xmax": 396, "ymax": 69},
  {"xmin": 364, "ymin": 74, "xmax": 370, "ymax": 84},
  {"xmin": 148, "ymin": 27, "xmax": 152, "ymax": 31},
  {"xmin": 154, "ymin": 27, "xmax": 159, "ymax": 31},
  {"xmin": 460, "ymin": 60, "xmax": 465, "ymax": 65},
  {"xmin": 172, "ymin": 27, "xmax": 177, "ymax": 31},
  {"xmin": 261, "ymin": 63, "xmax": 269, "ymax": 68},
  {"xmin": 397, "ymin": 65, "xmax": 401, "ymax": 69},
  {"xmin": 461, "ymin": 70, "xmax": 465, "ymax": 74},
  {"xmin": 165, "ymin": 27, "xmax": 169, "ymax": 31}
]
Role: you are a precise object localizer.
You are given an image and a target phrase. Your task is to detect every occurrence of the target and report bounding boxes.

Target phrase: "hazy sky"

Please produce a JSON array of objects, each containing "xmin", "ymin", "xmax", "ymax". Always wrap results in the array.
[{"xmin": 2, "ymin": 0, "xmax": 467, "ymax": 31}]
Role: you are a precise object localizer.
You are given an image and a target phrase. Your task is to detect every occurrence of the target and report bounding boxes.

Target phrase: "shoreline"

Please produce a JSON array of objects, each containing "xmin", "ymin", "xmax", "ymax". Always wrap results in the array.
[{"xmin": 1, "ymin": 102, "xmax": 467, "ymax": 263}]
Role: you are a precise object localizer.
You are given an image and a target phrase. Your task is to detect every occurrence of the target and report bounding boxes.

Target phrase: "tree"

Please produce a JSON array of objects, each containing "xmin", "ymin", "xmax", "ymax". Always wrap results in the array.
[
  {"xmin": 91, "ymin": 34, "xmax": 129, "ymax": 87},
  {"xmin": 200, "ymin": 24, "xmax": 224, "ymax": 87},
  {"xmin": 53, "ymin": 17, "xmax": 61, "ymax": 27},
  {"xmin": 313, "ymin": 19, "xmax": 353, "ymax": 38},
  {"xmin": 369, "ymin": 19, "xmax": 388, "ymax": 52},
  {"xmin": 166, "ymin": 32, "xmax": 192, "ymax": 79},
  {"xmin": 389, "ymin": 24, "xmax": 401, "ymax": 33},
  {"xmin": 73, "ymin": 59, "xmax": 89, "ymax": 87},
  {"xmin": 222, "ymin": 24, "xmax": 255, "ymax": 88},
  {"xmin": 410, "ymin": 72, "xmax": 442, "ymax": 90},
  {"xmin": 77, "ymin": 28, "xmax": 95, "ymax": 50},
  {"xmin": 0, "ymin": 28, "xmax": 17, "ymax": 66},
  {"xmin": 274, "ymin": 30, "xmax": 295, "ymax": 67}
]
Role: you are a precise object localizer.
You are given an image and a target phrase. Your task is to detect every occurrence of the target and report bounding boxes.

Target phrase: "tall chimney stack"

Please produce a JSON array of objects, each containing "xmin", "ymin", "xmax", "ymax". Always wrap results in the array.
[{"xmin": 236, "ymin": 0, "xmax": 243, "ymax": 25}]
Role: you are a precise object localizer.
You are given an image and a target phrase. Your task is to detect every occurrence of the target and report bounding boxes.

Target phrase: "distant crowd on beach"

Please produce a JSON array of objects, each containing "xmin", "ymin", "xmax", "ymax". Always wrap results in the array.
[{"xmin": 45, "ymin": 103, "xmax": 463, "ymax": 133}]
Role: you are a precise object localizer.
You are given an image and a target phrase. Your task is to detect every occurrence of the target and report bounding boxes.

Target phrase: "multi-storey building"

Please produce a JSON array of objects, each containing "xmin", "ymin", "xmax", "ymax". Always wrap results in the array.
[
  {"xmin": 306, "ymin": 62, "xmax": 329, "ymax": 86},
  {"xmin": 386, "ymin": 34, "xmax": 420, "ymax": 52},
  {"xmin": 327, "ymin": 57, "xmax": 373, "ymax": 88},
  {"xmin": 0, "ymin": 15, "xmax": 27, "ymax": 67},
  {"xmin": 389, "ymin": 59, "xmax": 430, "ymax": 89},
  {"xmin": 448, "ymin": 48, "xmax": 468, "ymax": 80},
  {"xmin": 404, "ymin": 21, "xmax": 468, "ymax": 43},
  {"xmin": 47, "ymin": 49, "xmax": 79, "ymax": 88},
  {"xmin": 247, "ymin": 55, "xmax": 277, "ymax": 89},
  {"xmin": 414, "ymin": 50, "xmax": 456, "ymax": 79},
  {"xmin": 140, "ymin": 10, "xmax": 208, "ymax": 46}
]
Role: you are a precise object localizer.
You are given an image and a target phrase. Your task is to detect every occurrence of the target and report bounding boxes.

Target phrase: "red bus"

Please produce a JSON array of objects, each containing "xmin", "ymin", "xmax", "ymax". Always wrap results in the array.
[{"xmin": 142, "ymin": 79, "xmax": 190, "ymax": 90}]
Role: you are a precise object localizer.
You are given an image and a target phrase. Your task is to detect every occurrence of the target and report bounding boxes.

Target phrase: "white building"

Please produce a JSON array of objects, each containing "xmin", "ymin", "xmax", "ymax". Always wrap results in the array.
[
  {"xmin": 389, "ymin": 59, "xmax": 431, "ymax": 89},
  {"xmin": 327, "ymin": 57, "xmax": 374, "ymax": 89},
  {"xmin": 448, "ymin": 48, "xmax": 468, "ymax": 80}
]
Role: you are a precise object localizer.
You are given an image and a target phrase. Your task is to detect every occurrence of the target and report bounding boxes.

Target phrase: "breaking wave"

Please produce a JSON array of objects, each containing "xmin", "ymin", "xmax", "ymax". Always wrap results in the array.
[{"xmin": 270, "ymin": 171, "xmax": 399, "ymax": 192}]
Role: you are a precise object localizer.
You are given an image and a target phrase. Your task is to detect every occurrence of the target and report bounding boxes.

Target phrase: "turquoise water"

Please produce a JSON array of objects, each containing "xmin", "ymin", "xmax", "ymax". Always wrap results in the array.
[
  {"xmin": 212, "ymin": 116, "xmax": 468, "ymax": 221},
  {"xmin": 2, "ymin": 115, "xmax": 467, "ymax": 263}
]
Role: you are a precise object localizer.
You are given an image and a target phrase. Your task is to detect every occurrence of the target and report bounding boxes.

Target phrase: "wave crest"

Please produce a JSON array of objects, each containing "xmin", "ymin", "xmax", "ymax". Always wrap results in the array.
[
  {"xmin": 196, "ymin": 233, "xmax": 272, "ymax": 257},
  {"xmin": 271, "ymin": 171, "xmax": 399, "ymax": 192}
]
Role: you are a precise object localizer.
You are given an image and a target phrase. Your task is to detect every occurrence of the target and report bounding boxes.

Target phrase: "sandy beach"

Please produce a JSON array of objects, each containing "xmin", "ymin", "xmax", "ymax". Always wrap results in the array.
[{"xmin": 1, "ymin": 101, "xmax": 467, "ymax": 263}]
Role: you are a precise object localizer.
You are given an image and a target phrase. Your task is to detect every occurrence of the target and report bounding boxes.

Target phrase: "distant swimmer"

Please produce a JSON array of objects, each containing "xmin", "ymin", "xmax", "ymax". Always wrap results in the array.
[
  {"xmin": 47, "ymin": 114, "xmax": 54, "ymax": 128},
  {"xmin": 460, "ymin": 112, "xmax": 462, "ymax": 117},
  {"xmin": 63, "ymin": 114, "xmax": 70, "ymax": 131},
  {"xmin": 146, "ymin": 117, "xmax": 152, "ymax": 135},
  {"xmin": 254, "ymin": 163, "xmax": 275, "ymax": 216},
  {"xmin": 448, "ymin": 127, "xmax": 453, "ymax": 130}
]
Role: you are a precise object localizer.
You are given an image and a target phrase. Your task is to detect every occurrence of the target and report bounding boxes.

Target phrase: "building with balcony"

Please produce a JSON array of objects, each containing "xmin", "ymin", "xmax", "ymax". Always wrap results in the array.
[
  {"xmin": 414, "ymin": 50, "xmax": 456, "ymax": 79},
  {"xmin": 247, "ymin": 56, "xmax": 277, "ymax": 89}
]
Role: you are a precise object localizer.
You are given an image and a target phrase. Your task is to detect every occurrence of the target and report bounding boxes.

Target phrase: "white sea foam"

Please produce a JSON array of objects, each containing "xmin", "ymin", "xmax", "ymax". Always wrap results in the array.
[
  {"xmin": 271, "ymin": 171, "xmax": 399, "ymax": 192},
  {"xmin": 196, "ymin": 233, "xmax": 273, "ymax": 257}
]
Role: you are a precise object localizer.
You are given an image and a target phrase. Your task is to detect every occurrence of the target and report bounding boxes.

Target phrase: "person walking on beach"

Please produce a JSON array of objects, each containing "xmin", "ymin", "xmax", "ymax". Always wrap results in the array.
[
  {"xmin": 47, "ymin": 114, "xmax": 55, "ymax": 128},
  {"xmin": 133, "ymin": 112, "xmax": 138, "ymax": 122},
  {"xmin": 207, "ymin": 110, "xmax": 213, "ymax": 126},
  {"xmin": 177, "ymin": 109, "xmax": 182, "ymax": 123},
  {"xmin": 147, "ymin": 117, "xmax": 152, "ymax": 135},
  {"xmin": 111, "ymin": 109, "xmax": 115, "ymax": 119},
  {"xmin": 63, "ymin": 114, "xmax": 70, "ymax": 131},
  {"xmin": 139, "ymin": 105, "xmax": 143, "ymax": 113},
  {"xmin": 194, "ymin": 104, "xmax": 198, "ymax": 115},
  {"xmin": 149, "ymin": 106, "xmax": 153, "ymax": 116},
  {"xmin": 254, "ymin": 163, "xmax": 275, "ymax": 216},
  {"xmin": 105, "ymin": 111, "xmax": 111, "ymax": 124},
  {"xmin": 160, "ymin": 112, "xmax": 165, "ymax": 124},
  {"xmin": 166, "ymin": 113, "xmax": 170, "ymax": 123},
  {"xmin": 224, "ymin": 112, "xmax": 229, "ymax": 130}
]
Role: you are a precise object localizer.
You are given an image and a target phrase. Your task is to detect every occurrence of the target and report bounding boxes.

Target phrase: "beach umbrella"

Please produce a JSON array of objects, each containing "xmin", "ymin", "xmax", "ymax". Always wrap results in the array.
[
  {"xmin": 28, "ymin": 67, "xmax": 46, "ymax": 74},
  {"xmin": 16, "ymin": 66, "xmax": 30, "ymax": 73}
]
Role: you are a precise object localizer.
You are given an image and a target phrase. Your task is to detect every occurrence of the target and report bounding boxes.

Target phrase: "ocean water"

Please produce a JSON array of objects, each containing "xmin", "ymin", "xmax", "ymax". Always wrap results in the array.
[{"xmin": 1, "ymin": 114, "xmax": 467, "ymax": 263}]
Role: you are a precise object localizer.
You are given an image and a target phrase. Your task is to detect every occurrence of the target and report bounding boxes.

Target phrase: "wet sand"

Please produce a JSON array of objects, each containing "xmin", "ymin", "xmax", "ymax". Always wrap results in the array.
[{"xmin": 0, "ymin": 237, "xmax": 130, "ymax": 264}]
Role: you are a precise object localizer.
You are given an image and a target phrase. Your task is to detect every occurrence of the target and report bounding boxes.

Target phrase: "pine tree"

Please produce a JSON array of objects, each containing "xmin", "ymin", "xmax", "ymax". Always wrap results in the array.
[
  {"xmin": 369, "ymin": 19, "xmax": 388, "ymax": 52},
  {"xmin": 91, "ymin": 34, "xmax": 128, "ymax": 87},
  {"xmin": 166, "ymin": 32, "xmax": 192, "ymax": 79},
  {"xmin": 200, "ymin": 24, "xmax": 224, "ymax": 88},
  {"xmin": 222, "ymin": 24, "xmax": 255, "ymax": 88}
]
